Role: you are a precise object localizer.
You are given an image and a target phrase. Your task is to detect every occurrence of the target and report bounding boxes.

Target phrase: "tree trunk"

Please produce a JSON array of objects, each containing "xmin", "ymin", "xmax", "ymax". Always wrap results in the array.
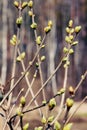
[{"xmin": 1, "ymin": 0, "xmax": 8, "ymax": 85}]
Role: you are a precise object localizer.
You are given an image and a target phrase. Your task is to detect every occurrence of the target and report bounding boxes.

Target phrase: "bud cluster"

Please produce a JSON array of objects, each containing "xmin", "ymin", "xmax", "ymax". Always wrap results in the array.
[
  {"xmin": 14, "ymin": 1, "xmax": 28, "ymax": 10},
  {"xmin": 44, "ymin": 20, "xmax": 53, "ymax": 34},
  {"xmin": 63, "ymin": 20, "xmax": 82, "ymax": 68},
  {"xmin": 10, "ymin": 35, "xmax": 17, "ymax": 46},
  {"xmin": 65, "ymin": 20, "xmax": 81, "ymax": 45}
]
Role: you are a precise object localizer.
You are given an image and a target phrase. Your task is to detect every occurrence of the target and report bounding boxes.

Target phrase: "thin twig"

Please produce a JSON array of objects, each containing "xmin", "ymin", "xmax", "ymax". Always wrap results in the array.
[
  {"xmin": 8, "ymin": 91, "xmax": 63, "ymax": 125},
  {"xmin": 24, "ymin": 59, "xmax": 63, "ymax": 110},
  {"xmin": 3, "ymin": 88, "xmax": 24, "ymax": 130},
  {"xmin": 17, "ymin": 48, "xmax": 42, "ymax": 116},
  {"xmin": 0, "ymin": 35, "xmax": 46, "ymax": 107},
  {"xmin": 7, "ymin": 2, "xmax": 22, "ymax": 108},
  {"xmin": 74, "ymin": 70, "xmax": 87, "ymax": 93},
  {"xmin": 7, "ymin": 29, "xmax": 20, "ymax": 109},
  {"xmin": 31, "ymin": 8, "xmax": 46, "ymax": 101}
]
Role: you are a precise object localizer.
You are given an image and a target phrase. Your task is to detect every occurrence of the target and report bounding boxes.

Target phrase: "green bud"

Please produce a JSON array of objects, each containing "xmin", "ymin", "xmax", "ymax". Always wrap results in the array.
[
  {"xmin": 54, "ymin": 121, "xmax": 61, "ymax": 130},
  {"xmin": 42, "ymin": 100, "xmax": 47, "ymax": 105},
  {"xmin": 70, "ymin": 28, "xmax": 74, "ymax": 34},
  {"xmin": 66, "ymin": 27, "xmax": 70, "ymax": 33},
  {"xmin": 34, "ymin": 126, "xmax": 43, "ymax": 130},
  {"xmin": 63, "ymin": 60, "xmax": 70, "ymax": 68},
  {"xmin": 16, "ymin": 17, "xmax": 23, "ymax": 28},
  {"xmin": 48, "ymin": 20, "xmax": 53, "ymax": 27},
  {"xmin": 28, "ymin": 11, "xmax": 33, "ymax": 16},
  {"xmin": 63, "ymin": 123, "xmax": 73, "ymax": 130},
  {"xmin": 63, "ymin": 47, "xmax": 68, "ymax": 53},
  {"xmin": 10, "ymin": 39, "xmax": 16, "ymax": 46},
  {"xmin": 41, "ymin": 116, "xmax": 47, "ymax": 124},
  {"xmin": 22, "ymin": 2, "xmax": 28, "ymax": 9},
  {"xmin": 20, "ymin": 96, "xmax": 26, "ymax": 107},
  {"xmin": 14, "ymin": 1, "xmax": 19, "ymax": 8},
  {"xmin": 41, "ymin": 44, "xmax": 45, "ymax": 48},
  {"xmin": 63, "ymin": 64, "xmax": 68, "ymax": 68},
  {"xmin": 31, "ymin": 22, "xmax": 37, "ymax": 29},
  {"xmin": 72, "ymin": 41, "xmax": 78, "ymax": 46},
  {"xmin": 41, "ymin": 56, "xmax": 46, "ymax": 62},
  {"xmin": 28, "ymin": 0, "xmax": 33, "ymax": 8},
  {"xmin": 62, "ymin": 57, "xmax": 68, "ymax": 62},
  {"xmin": 57, "ymin": 88, "xmax": 65, "ymax": 95},
  {"xmin": 36, "ymin": 36, "xmax": 42, "ymax": 45},
  {"xmin": 48, "ymin": 116, "xmax": 54, "ymax": 123},
  {"xmin": 60, "ymin": 88, "xmax": 65, "ymax": 94},
  {"xmin": 75, "ymin": 26, "xmax": 81, "ymax": 34},
  {"xmin": 35, "ymin": 62, "xmax": 39, "ymax": 68},
  {"xmin": 69, "ymin": 35, "xmax": 74, "ymax": 40},
  {"xmin": 68, "ymin": 20, "xmax": 73, "ymax": 28},
  {"xmin": 65, "ymin": 36, "xmax": 72, "ymax": 44},
  {"xmin": 16, "ymin": 107, "xmax": 22, "ymax": 116},
  {"xmin": 66, "ymin": 60, "xmax": 70, "ymax": 66},
  {"xmin": 66, "ymin": 98, "xmax": 74, "ymax": 108},
  {"xmin": 48, "ymin": 98, "xmax": 56, "ymax": 110},
  {"xmin": 23, "ymin": 123, "xmax": 29, "ymax": 130},
  {"xmin": 44, "ymin": 26, "xmax": 51, "ymax": 34},
  {"xmin": 69, "ymin": 86, "xmax": 74, "ymax": 95},
  {"xmin": 69, "ymin": 48, "xmax": 74, "ymax": 54}
]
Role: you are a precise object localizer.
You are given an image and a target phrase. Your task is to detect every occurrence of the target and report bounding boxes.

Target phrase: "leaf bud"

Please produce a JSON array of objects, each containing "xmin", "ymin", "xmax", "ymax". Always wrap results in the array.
[
  {"xmin": 48, "ymin": 20, "xmax": 53, "ymax": 27},
  {"xmin": 16, "ymin": 17, "xmax": 23, "ymax": 28},
  {"xmin": 63, "ymin": 64, "xmax": 68, "ymax": 68},
  {"xmin": 62, "ymin": 57, "xmax": 68, "ymax": 62},
  {"xmin": 66, "ymin": 98, "xmax": 74, "ymax": 108},
  {"xmin": 75, "ymin": 26, "xmax": 81, "ymax": 34},
  {"xmin": 20, "ymin": 96, "xmax": 26, "ymax": 107},
  {"xmin": 16, "ymin": 52, "xmax": 25, "ymax": 62},
  {"xmin": 41, "ymin": 56, "xmax": 46, "ymax": 62},
  {"xmin": 36, "ymin": 36, "xmax": 42, "ymax": 45},
  {"xmin": 22, "ymin": 2, "xmax": 28, "ymax": 9},
  {"xmin": 30, "ymin": 22, "xmax": 37, "ymax": 29},
  {"xmin": 69, "ymin": 35, "xmax": 74, "ymax": 41},
  {"xmin": 10, "ymin": 39, "xmax": 16, "ymax": 46},
  {"xmin": 63, "ymin": 47, "xmax": 68, "ymax": 53},
  {"xmin": 44, "ymin": 26, "xmax": 51, "ymax": 34},
  {"xmin": 69, "ymin": 48, "xmax": 74, "ymax": 54},
  {"xmin": 35, "ymin": 126, "xmax": 43, "ymax": 130},
  {"xmin": 66, "ymin": 27, "xmax": 70, "ymax": 34},
  {"xmin": 54, "ymin": 121, "xmax": 61, "ymax": 130},
  {"xmin": 16, "ymin": 107, "xmax": 22, "ymax": 116},
  {"xmin": 48, "ymin": 116, "xmax": 54, "ymax": 123},
  {"xmin": 41, "ymin": 116, "xmax": 47, "ymax": 124},
  {"xmin": 42, "ymin": 100, "xmax": 47, "ymax": 105},
  {"xmin": 48, "ymin": 98, "xmax": 56, "ymax": 110},
  {"xmin": 65, "ymin": 36, "xmax": 72, "ymax": 44},
  {"xmin": 59, "ymin": 88, "xmax": 65, "ymax": 94},
  {"xmin": 23, "ymin": 123, "xmax": 29, "ymax": 130},
  {"xmin": 63, "ymin": 123, "xmax": 73, "ymax": 130},
  {"xmin": 28, "ymin": 11, "xmax": 33, "ymax": 16},
  {"xmin": 28, "ymin": 0, "xmax": 33, "ymax": 8},
  {"xmin": 68, "ymin": 20, "xmax": 73, "ymax": 28},
  {"xmin": 72, "ymin": 41, "xmax": 78, "ymax": 46},
  {"xmin": 70, "ymin": 28, "xmax": 74, "ymax": 34},
  {"xmin": 41, "ymin": 44, "xmax": 45, "ymax": 48},
  {"xmin": 66, "ymin": 60, "xmax": 70, "ymax": 66},
  {"xmin": 14, "ymin": 1, "xmax": 19, "ymax": 8},
  {"xmin": 69, "ymin": 86, "xmax": 74, "ymax": 95}
]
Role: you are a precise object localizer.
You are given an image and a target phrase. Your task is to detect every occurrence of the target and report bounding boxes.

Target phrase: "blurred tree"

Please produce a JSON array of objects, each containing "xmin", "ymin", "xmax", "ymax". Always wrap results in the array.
[{"xmin": 1, "ymin": 0, "xmax": 8, "ymax": 84}]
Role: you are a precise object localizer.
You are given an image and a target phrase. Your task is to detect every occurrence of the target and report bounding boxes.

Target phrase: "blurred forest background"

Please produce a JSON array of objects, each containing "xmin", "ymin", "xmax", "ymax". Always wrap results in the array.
[{"xmin": 0, "ymin": 0, "xmax": 87, "ymax": 100}]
